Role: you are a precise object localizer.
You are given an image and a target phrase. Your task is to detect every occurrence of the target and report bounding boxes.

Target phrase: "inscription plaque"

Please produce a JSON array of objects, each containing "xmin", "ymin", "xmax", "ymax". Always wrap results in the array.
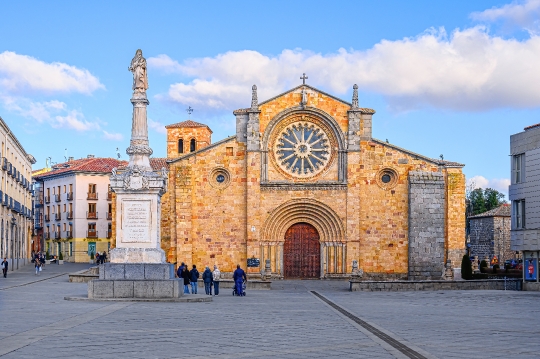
[{"xmin": 122, "ymin": 200, "xmax": 151, "ymax": 243}]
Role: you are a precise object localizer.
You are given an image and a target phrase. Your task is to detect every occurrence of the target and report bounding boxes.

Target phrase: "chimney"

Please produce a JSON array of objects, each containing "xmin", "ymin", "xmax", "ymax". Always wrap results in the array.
[
  {"xmin": 87, "ymin": 155, "xmax": 95, "ymax": 159},
  {"xmin": 68, "ymin": 156, "xmax": 74, "ymax": 162}
]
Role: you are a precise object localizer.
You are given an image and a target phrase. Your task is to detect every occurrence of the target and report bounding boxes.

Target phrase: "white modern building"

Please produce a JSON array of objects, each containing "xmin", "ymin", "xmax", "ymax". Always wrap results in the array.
[
  {"xmin": 0, "ymin": 116, "xmax": 36, "ymax": 271},
  {"xmin": 510, "ymin": 122, "xmax": 540, "ymax": 289}
]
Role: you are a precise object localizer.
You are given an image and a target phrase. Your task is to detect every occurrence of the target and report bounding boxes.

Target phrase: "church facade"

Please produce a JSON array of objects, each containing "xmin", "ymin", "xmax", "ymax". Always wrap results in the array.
[{"xmin": 159, "ymin": 83, "xmax": 466, "ymax": 280}]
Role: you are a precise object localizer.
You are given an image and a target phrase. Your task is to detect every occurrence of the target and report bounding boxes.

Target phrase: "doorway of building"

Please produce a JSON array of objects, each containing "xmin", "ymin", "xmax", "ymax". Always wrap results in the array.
[{"xmin": 283, "ymin": 223, "xmax": 320, "ymax": 278}]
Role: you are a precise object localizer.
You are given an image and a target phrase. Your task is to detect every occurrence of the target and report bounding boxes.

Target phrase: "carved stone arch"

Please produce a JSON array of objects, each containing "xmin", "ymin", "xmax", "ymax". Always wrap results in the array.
[
  {"xmin": 261, "ymin": 106, "xmax": 347, "ymax": 182},
  {"xmin": 261, "ymin": 198, "xmax": 345, "ymax": 243}
]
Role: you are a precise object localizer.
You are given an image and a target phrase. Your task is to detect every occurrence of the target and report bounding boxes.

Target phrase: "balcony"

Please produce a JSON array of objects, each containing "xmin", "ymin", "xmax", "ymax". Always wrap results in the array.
[
  {"xmin": 107, "ymin": 230, "xmax": 112, "ymax": 239},
  {"xmin": 87, "ymin": 230, "xmax": 98, "ymax": 238},
  {"xmin": 87, "ymin": 211, "xmax": 98, "ymax": 219},
  {"xmin": 54, "ymin": 213, "xmax": 61, "ymax": 221},
  {"xmin": 107, "ymin": 191, "xmax": 113, "ymax": 201},
  {"xmin": 54, "ymin": 194, "xmax": 61, "ymax": 202},
  {"xmin": 107, "ymin": 212, "xmax": 112, "ymax": 220},
  {"xmin": 35, "ymin": 194, "xmax": 44, "ymax": 207},
  {"xmin": 34, "ymin": 214, "xmax": 43, "ymax": 229},
  {"xmin": 87, "ymin": 192, "xmax": 98, "ymax": 200},
  {"xmin": 66, "ymin": 211, "xmax": 73, "ymax": 220},
  {"xmin": 45, "ymin": 196, "xmax": 50, "ymax": 204},
  {"xmin": 66, "ymin": 231, "xmax": 73, "ymax": 239},
  {"xmin": 67, "ymin": 192, "xmax": 73, "ymax": 201},
  {"xmin": 44, "ymin": 214, "xmax": 50, "ymax": 222},
  {"xmin": 44, "ymin": 232, "xmax": 50, "ymax": 239},
  {"xmin": 54, "ymin": 232, "xmax": 61, "ymax": 239}
]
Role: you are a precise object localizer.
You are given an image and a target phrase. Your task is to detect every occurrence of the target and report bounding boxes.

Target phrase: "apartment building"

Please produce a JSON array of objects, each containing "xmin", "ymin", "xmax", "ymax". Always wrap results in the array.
[
  {"xmin": 33, "ymin": 156, "xmax": 127, "ymax": 262},
  {"xmin": 0, "ymin": 116, "xmax": 36, "ymax": 271}
]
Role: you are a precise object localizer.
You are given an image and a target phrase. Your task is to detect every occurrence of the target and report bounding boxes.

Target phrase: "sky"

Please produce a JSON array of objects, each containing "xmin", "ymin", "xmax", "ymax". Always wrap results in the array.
[{"xmin": 2, "ymin": 0, "xmax": 540, "ymax": 199}]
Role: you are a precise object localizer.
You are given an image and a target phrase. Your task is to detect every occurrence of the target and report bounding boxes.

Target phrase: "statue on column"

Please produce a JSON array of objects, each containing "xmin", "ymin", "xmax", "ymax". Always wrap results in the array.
[{"xmin": 128, "ymin": 49, "xmax": 148, "ymax": 93}]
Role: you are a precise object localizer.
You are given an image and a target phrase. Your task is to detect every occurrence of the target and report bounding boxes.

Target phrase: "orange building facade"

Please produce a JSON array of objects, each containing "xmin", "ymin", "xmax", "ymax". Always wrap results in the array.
[{"xmin": 160, "ymin": 84, "xmax": 466, "ymax": 280}]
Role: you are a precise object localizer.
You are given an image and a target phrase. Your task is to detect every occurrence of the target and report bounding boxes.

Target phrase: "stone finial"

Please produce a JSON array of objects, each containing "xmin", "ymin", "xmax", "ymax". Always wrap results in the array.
[
  {"xmin": 351, "ymin": 84, "xmax": 359, "ymax": 109},
  {"xmin": 251, "ymin": 84, "xmax": 258, "ymax": 110}
]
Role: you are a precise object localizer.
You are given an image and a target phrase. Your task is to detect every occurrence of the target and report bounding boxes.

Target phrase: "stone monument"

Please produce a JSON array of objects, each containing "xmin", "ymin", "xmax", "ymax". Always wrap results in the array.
[{"xmin": 87, "ymin": 49, "xmax": 185, "ymax": 300}]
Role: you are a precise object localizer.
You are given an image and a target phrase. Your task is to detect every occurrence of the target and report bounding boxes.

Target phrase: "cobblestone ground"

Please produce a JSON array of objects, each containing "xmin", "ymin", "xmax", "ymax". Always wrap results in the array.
[{"xmin": 1, "ymin": 264, "xmax": 539, "ymax": 359}]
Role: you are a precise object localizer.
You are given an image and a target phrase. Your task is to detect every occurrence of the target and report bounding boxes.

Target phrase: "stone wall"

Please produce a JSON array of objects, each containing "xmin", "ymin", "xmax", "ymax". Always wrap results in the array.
[
  {"xmin": 350, "ymin": 279, "xmax": 520, "ymax": 292},
  {"xmin": 470, "ymin": 216, "xmax": 512, "ymax": 261},
  {"xmin": 166, "ymin": 126, "xmax": 212, "ymax": 159},
  {"xmin": 408, "ymin": 171, "xmax": 446, "ymax": 280}
]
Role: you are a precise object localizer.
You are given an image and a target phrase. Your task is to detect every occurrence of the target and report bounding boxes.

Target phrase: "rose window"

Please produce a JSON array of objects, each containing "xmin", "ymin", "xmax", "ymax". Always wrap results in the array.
[{"xmin": 275, "ymin": 122, "xmax": 331, "ymax": 177}]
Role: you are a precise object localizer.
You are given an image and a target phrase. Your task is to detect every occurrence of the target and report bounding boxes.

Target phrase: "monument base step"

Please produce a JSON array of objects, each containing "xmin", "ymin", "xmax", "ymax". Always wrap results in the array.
[
  {"xmin": 88, "ymin": 279, "xmax": 182, "ymax": 299},
  {"xmin": 65, "ymin": 294, "xmax": 211, "ymax": 302}
]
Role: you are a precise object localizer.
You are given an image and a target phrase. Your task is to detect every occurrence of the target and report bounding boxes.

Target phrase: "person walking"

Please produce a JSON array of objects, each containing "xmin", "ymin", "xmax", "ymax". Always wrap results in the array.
[
  {"xmin": 102, "ymin": 251, "xmax": 107, "ymax": 264},
  {"xmin": 35, "ymin": 257, "xmax": 41, "ymax": 276},
  {"xmin": 202, "ymin": 266, "xmax": 213, "ymax": 295},
  {"xmin": 1, "ymin": 258, "xmax": 7, "ymax": 278},
  {"xmin": 181, "ymin": 266, "xmax": 190, "ymax": 294},
  {"xmin": 190, "ymin": 265, "xmax": 199, "ymax": 294},
  {"xmin": 233, "ymin": 264, "xmax": 247, "ymax": 296},
  {"xmin": 212, "ymin": 265, "xmax": 221, "ymax": 296}
]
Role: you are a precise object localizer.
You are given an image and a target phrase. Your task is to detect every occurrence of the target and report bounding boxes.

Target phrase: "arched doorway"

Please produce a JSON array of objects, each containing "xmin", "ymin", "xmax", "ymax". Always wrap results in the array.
[{"xmin": 284, "ymin": 223, "xmax": 320, "ymax": 278}]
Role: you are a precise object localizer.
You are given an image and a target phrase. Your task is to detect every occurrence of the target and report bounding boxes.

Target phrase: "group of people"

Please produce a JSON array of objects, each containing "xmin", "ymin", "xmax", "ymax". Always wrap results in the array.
[
  {"xmin": 176, "ymin": 262, "xmax": 247, "ymax": 297},
  {"xmin": 94, "ymin": 251, "xmax": 107, "ymax": 264}
]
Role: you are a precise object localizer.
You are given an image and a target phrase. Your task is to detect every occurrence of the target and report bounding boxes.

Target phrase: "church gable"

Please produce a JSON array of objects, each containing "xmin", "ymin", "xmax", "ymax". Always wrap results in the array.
[{"xmin": 258, "ymin": 85, "xmax": 352, "ymax": 137}]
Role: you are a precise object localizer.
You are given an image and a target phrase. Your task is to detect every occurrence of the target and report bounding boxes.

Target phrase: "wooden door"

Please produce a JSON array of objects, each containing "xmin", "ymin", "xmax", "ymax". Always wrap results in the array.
[{"xmin": 284, "ymin": 223, "xmax": 320, "ymax": 278}]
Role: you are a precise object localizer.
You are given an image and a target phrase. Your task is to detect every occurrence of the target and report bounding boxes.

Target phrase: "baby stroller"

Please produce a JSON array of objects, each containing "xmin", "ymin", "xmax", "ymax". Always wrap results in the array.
[{"xmin": 232, "ymin": 280, "xmax": 246, "ymax": 296}]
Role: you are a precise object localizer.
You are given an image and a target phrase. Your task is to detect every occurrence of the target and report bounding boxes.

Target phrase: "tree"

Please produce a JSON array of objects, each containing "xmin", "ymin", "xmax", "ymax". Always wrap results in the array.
[{"xmin": 484, "ymin": 188, "xmax": 506, "ymax": 211}]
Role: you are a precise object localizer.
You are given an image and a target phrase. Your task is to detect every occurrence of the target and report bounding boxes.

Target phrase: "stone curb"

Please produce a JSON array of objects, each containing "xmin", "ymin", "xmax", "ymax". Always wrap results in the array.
[{"xmin": 64, "ymin": 295, "xmax": 212, "ymax": 302}]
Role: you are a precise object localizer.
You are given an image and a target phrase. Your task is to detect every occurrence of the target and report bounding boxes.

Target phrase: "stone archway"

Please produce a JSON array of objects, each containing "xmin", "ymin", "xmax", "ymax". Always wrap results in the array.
[
  {"xmin": 283, "ymin": 223, "xmax": 320, "ymax": 278},
  {"xmin": 260, "ymin": 198, "xmax": 346, "ymax": 278}
]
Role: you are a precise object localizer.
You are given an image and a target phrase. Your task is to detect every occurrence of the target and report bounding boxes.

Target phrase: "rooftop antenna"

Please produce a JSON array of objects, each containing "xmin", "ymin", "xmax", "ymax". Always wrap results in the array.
[
  {"xmin": 440, "ymin": 154, "xmax": 444, "ymax": 161},
  {"xmin": 116, "ymin": 147, "xmax": 121, "ymax": 159},
  {"xmin": 64, "ymin": 148, "xmax": 68, "ymax": 162},
  {"xmin": 186, "ymin": 106, "xmax": 193, "ymax": 119}
]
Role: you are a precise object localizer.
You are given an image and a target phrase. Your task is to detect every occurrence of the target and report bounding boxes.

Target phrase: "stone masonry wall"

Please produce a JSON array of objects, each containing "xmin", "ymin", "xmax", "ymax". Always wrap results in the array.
[
  {"xmin": 408, "ymin": 171, "xmax": 446, "ymax": 280},
  {"xmin": 166, "ymin": 126, "xmax": 212, "ymax": 159}
]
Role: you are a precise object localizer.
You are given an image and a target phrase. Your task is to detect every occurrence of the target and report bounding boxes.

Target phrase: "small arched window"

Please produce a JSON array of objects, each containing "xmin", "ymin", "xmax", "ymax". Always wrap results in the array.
[
  {"xmin": 190, "ymin": 139, "xmax": 196, "ymax": 152},
  {"xmin": 178, "ymin": 139, "xmax": 184, "ymax": 154}
]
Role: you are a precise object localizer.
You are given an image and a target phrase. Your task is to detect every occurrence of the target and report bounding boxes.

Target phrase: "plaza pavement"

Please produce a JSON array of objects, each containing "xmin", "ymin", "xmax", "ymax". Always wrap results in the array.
[{"xmin": 1, "ymin": 263, "xmax": 539, "ymax": 359}]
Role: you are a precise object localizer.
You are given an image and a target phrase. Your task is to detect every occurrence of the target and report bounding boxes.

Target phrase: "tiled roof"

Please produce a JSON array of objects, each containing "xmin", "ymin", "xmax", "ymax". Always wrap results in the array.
[
  {"xmin": 524, "ymin": 123, "xmax": 540, "ymax": 131},
  {"xmin": 34, "ymin": 158, "xmax": 128, "ymax": 179},
  {"xmin": 165, "ymin": 120, "xmax": 212, "ymax": 131},
  {"xmin": 469, "ymin": 203, "xmax": 511, "ymax": 219},
  {"xmin": 149, "ymin": 158, "xmax": 168, "ymax": 171}
]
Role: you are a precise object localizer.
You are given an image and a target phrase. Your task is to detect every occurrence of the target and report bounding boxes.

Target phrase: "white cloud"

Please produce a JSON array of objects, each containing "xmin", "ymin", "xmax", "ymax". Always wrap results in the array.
[
  {"xmin": 149, "ymin": 26, "xmax": 540, "ymax": 112},
  {"xmin": 53, "ymin": 110, "xmax": 100, "ymax": 131},
  {"xmin": 468, "ymin": 175, "xmax": 510, "ymax": 195},
  {"xmin": 0, "ymin": 51, "xmax": 104, "ymax": 95},
  {"xmin": 471, "ymin": 0, "xmax": 540, "ymax": 35},
  {"xmin": 148, "ymin": 119, "xmax": 167, "ymax": 134},
  {"xmin": 102, "ymin": 131, "xmax": 124, "ymax": 141}
]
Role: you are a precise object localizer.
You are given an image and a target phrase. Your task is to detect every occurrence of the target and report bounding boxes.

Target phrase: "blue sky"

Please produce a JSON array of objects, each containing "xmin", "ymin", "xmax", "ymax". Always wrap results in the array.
[{"xmin": 2, "ymin": 0, "xmax": 540, "ymax": 198}]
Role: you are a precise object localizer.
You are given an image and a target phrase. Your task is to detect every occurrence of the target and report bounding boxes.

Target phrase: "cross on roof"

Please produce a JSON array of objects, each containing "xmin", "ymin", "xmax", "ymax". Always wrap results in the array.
[
  {"xmin": 186, "ymin": 106, "xmax": 193, "ymax": 118},
  {"xmin": 300, "ymin": 73, "xmax": 308, "ymax": 85}
]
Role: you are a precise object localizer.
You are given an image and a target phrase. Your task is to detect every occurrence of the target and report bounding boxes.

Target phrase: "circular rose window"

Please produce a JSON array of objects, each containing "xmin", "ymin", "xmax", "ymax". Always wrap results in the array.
[{"xmin": 274, "ymin": 122, "xmax": 331, "ymax": 178}]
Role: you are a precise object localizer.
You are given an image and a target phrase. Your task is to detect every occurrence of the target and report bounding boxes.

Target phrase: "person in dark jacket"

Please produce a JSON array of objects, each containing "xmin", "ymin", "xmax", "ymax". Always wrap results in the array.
[
  {"xmin": 176, "ymin": 262, "xmax": 185, "ymax": 278},
  {"xmin": 189, "ymin": 265, "xmax": 199, "ymax": 294},
  {"xmin": 181, "ymin": 266, "xmax": 190, "ymax": 294},
  {"xmin": 1, "ymin": 258, "xmax": 8, "ymax": 278},
  {"xmin": 233, "ymin": 264, "xmax": 247, "ymax": 296},
  {"xmin": 202, "ymin": 266, "xmax": 213, "ymax": 295}
]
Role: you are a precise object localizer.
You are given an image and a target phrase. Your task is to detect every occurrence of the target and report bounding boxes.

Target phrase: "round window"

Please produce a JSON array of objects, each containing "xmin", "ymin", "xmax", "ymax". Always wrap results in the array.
[
  {"xmin": 209, "ymin": 167, "xmax": 231, "ymax": 189},
  {"xmin": 216, "ymin": 174, "xmax": 225, "ymax": 183},
  {"xmin": 376, "ymin": 168, "xmax": 398, "ymax": 190}
]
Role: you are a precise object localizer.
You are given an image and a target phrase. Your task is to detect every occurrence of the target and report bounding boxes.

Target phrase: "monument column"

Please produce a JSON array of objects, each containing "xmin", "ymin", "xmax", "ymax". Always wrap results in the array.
[{"xmin": 109, "ymin": 49, "xmax": 167, "ymax": 264}]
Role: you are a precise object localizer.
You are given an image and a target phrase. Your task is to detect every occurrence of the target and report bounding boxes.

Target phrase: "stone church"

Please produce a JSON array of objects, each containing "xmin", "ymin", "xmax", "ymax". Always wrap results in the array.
[{"xmin": 159, "ymin": 82, "xmax": 466, "ymax": 280}]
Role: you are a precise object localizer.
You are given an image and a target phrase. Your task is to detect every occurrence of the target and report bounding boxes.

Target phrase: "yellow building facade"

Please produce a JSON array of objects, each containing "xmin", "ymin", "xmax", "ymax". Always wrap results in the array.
[{"xmin": 160, "ymin": 84, "xmax": 466, "ymax": 279}]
